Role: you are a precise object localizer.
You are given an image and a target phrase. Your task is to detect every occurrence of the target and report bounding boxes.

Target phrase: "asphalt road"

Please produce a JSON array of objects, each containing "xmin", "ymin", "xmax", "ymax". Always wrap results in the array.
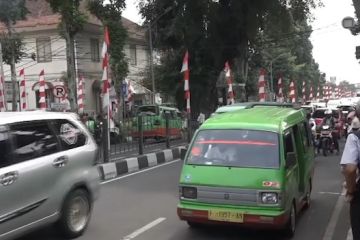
[{"xmin": 19, "ymin": 141, "xmax": 352, "ymax": 240}]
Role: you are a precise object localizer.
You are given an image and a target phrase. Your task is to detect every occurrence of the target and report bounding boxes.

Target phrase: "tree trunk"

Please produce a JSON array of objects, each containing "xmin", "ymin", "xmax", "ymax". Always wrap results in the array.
[
  {"xmin": 7, "ymin": 23, "xmax": 17, "ymax": 111},
  {"xmin": 65, "ymin": 31, "xmax": 77, "ymax": 111}
]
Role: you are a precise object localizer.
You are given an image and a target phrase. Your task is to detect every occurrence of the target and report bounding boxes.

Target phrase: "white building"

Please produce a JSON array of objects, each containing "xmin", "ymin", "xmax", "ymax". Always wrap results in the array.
[{"xmin": 0, "ymin": 0, "xmax": 151, "ymax": 115}]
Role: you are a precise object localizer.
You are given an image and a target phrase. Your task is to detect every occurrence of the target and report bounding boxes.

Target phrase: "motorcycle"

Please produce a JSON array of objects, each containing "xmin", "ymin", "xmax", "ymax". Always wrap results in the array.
[{"xmin": 320, "ymin": 125, "xmax": 335, "ymax": 156}]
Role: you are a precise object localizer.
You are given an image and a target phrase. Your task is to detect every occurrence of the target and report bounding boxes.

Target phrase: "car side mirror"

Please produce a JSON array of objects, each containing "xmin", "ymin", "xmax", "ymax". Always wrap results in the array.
[
  {"xmin": 180, "ymin": 148, "xmax": 187, "ymax": 161},
  {"xmin": 286, "ymin": 152, "xmax": 297, "ymax": 169}
]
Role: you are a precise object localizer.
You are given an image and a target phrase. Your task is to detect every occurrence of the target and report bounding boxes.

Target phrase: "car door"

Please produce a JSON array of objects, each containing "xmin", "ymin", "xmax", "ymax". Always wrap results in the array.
[{"xmin": 0, "ymin": 120, "xmax": 63, "ymax": 238}]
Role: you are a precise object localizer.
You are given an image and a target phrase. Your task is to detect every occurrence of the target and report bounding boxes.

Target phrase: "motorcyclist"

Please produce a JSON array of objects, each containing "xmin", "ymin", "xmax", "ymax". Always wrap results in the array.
[{"xmin": 320, "ymin": 109, "xmax": 339, "ymax": 154}]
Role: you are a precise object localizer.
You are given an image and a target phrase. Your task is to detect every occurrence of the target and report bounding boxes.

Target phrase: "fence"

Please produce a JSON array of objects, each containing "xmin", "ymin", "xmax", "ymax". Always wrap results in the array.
[{"xmin": 97, "ymin": 115, "xmax": 199, "ymax": 163}]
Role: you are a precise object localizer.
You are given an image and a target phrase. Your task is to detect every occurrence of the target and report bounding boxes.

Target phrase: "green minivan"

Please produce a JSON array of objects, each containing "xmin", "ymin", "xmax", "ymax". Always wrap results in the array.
[{"xmin": 177, "ymin": 103, "xmax": 315, "ymax": 237}]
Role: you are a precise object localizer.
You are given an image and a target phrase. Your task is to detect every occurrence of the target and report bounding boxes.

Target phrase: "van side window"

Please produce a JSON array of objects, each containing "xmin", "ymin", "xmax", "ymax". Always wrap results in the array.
[
  {"xmin": 301, "ymin": 122, "xmax": 311, "ymax": 147},
  {"xmin": 0, "ymin": 126, "xmax": 12, "ymax": 168},
  {"xmin": 51, "ymin": 119, "xmax": 87, "ymax": 150},
  {"xmin": 10, "ymin": 121, "xmax": 59, "ymax": 163},
  {"xmin": 284, "ymin": 132, "xmax": 294, "ymax": 154}
]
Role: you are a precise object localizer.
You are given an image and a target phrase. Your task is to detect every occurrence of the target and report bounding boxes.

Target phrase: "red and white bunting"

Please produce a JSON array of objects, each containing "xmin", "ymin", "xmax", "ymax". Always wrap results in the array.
[
  {"xmin": 277, "ymin": 76, "xmax": 283, "ymax": 103},
  {"xmin": 101, "ymin": 26, "xmax": 111, "ymax": 116},
  {"xmin": 77, "ymin": 74, "xmax": 85, "ymax": 114},
  {"xmin": 289, "ymin": 80, "xmax": 296, "ymax": 103},
  {"xmin": 38, "ymin": 70, "xmax": 46, "ymax": 110},
  {"xmin": 181, "ymin": 51, "xmax": 190, "ymax": 113},
  {"xmin": 19, "ymin": 68, "xmax": 27, "ymax": 111},
  {"xmin": 309, "ymin": 86, "xmax": 314, "ymax": 101},
  {"xmin": 323, "ymin": 85, "xmax": 327, "ymax": 100},
  {"xmin": 302, "ymin": 81, "xmax": 306, "ymax": 103},
  {"xmin": 224, "ymin": 61, "xmax": 235, "ymax": 105},
  {"xmin": 258, "ymin": 69, "xmax": 266, "ymax": 102},
  {"xmin": 0, "ymin": 75, "xmax": 5, "ymax": 112},
  {"xmin": 316, "ymin": 86, "xmax": 320, "ymax": 100},
  {"xmin": 335, "ymin": 87, "xmax": 339, "ymax": 99}
]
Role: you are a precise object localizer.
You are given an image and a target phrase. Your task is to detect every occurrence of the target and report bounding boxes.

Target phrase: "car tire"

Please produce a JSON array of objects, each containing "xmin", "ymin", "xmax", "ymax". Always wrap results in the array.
[
  {"xmin": 283, "ymin": 203, "xmax": 296, "ymax": 238},
  {"xmin": 57, "ymin": 189, "xmax": 92, "ymax": 239},
  {"xmin": 304, "ymin": 180, "xmax": 312, "ymax": 209},
  {"xmin": 187, "ymin": 221, "xmax": 203, "ymax": 228}
]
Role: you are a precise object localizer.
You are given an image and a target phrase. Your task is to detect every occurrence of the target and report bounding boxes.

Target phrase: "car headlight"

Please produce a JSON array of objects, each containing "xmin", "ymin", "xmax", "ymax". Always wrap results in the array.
[
  {"xmin": 261, "ymin": 192, "xmax": 278, "ymax": 204},
  {"xmin": 322, "ymin": 125, "xmax": 330, "ymax": 130},
  {"xmin": 180, "ymin": 186, "xmax": 197, "ymax": 199}
]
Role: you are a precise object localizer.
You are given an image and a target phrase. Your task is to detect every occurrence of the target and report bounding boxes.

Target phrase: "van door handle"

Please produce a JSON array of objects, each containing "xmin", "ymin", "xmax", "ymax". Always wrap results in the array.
[
  {"xmin": 0, "ymin": 171, "xmax": 18, "ymax": 186},
  {"xmin": 53, "ymin": 156, "xmax": 68, "ymax": 168}
]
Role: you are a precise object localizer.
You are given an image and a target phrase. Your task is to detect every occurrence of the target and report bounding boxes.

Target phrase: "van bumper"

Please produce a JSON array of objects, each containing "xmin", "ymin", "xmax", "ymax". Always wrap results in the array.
[{"xmin": 177, "ymin": 204, "xmax": 289, "ymax": 229}]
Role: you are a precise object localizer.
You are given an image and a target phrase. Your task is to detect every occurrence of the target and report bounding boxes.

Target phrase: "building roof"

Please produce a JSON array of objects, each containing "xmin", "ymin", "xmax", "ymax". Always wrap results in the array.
[
  {"xmin": 0, "ymin": 0, "xmax": 146, "ymax": 43},
  {"xmin": 202, "ymin": 106, "xmax": 305, "ymax": 132}
]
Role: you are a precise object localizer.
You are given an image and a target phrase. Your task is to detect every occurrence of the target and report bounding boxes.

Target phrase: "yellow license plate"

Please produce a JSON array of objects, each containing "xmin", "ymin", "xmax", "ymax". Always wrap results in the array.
[{"xmin": 208, "ymin": 210, "xmax": 244, "ymax": 223}]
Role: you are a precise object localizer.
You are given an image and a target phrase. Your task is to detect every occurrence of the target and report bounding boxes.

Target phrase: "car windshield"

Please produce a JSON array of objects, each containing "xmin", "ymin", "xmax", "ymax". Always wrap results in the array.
[
  {"xmin": 312, "ymin": 110, "xmax": 325, "ymax": 118},
  {"xmin": 187, "ymin": 129, "xmax": 279, "ymax": 169},
  {"xmin": 137, "ymin": 106, "xmax": 158, "ymax": 116}
]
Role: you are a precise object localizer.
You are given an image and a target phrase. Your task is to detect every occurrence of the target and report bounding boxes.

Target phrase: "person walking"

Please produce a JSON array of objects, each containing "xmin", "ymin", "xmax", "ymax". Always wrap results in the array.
[{"xmin": 341, "ymin": 114, "xmax": 360, "ymax": 240}]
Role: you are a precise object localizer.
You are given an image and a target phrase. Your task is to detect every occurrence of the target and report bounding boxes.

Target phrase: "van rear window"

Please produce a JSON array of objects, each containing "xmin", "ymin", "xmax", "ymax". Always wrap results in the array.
[{"xmin": 187, "ymin": 130, "xmax": 279, "ymax": 168}]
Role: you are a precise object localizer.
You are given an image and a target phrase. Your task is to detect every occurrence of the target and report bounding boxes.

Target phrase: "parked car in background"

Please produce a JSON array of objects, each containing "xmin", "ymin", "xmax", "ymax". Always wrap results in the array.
[{"xmin": 0, "ymin": 111, "xmax": 100, "ymax": 240}]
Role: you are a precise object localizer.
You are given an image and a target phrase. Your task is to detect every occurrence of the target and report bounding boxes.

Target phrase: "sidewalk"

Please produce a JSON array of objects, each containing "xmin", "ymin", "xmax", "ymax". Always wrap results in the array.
[{"xmin": 98, "ymin": 145, "xmax": 185, "ymax": 181}]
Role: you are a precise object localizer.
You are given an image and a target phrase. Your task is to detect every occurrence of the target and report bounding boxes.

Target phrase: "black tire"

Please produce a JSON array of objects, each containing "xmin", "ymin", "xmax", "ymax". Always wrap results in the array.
[
  {"xmin": 304, "ymin": 180, "xmax": 312, "ymax": 209},
  {"xmin": 187, "ymin": 221, "xmax": 203, "ymax": 228},
  {"xmin": 322, "ymin": 139, "xmax": 328, "ymax": 156},
  {"xmin": 283, "ymin": 203, "xmax": 296, "ymax": 238},
  {"xmin": 57, "ymin": 189, "xmax": 92, "ymax": 239}
]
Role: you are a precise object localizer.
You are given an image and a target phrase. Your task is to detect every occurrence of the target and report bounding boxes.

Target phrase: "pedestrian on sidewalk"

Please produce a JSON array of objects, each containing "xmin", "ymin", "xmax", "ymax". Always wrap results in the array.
[{"xmin": 341, "ymin": 112, "xmax": 360, "ymax": 240}]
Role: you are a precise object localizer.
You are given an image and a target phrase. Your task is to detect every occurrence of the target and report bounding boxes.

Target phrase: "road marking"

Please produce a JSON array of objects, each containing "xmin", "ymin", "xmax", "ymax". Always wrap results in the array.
[
  {"xmin": 122, "ymin": 218, "xmax": 166, "ymax": 240},
  {"xmin": 347, "ymin": 228, "xmax": 353, "ymax": 240},
  {"xmin": 322, "ymin": 188, "xmax": 346, "ymax": 240},
  {"xmin": 318, "ymin": 191, "xmax": 342, "ymax": 195},
  {"xmin": 101, "ymin": 159, "xmax": 181, "ymax": 185}
]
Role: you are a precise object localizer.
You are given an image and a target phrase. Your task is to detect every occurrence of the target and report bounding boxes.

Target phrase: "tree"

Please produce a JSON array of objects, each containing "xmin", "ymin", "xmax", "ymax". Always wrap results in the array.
[
  {"xmin": 47, "ymin": 0, "xmax": 87, "ymax": 111},
  {"xmin": 138, "ymin": 0, "xmax": 322, "ymax": 114},
  {"xmin": 88, "ymin": 0, "xmax": 128, "ymax": 94},
  {"xmin": 0, "ymin": 0, "xmax": 28, "ymax": 111}
]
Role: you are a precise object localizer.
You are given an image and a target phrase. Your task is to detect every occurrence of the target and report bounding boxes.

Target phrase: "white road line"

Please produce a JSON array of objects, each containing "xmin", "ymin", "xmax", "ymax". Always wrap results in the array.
[
  {"xmin": 347, "ymin": 228, "xmax": 353, "ymax": 240},
  {"xmin": 122, "ymin": 218, "xmax": 166, "ymax": 240},
  {"xmin": 101, "ymin": 159, "xmax": 181, "ymax": 185},
  {"xmin": 318, "ymin": 191, "xmax": 342, "ymax": 195},
  {"xmin": 322, "ymin": 188, "xmax": 346, "ymax": 240}
]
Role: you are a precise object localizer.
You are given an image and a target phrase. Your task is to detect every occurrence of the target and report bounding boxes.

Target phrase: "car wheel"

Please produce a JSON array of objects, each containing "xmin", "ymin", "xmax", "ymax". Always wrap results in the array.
[
  {"xmin": 57, "ymin": 189, "xmax": 92, "ymax": 238},
  {"xmin": 304, "ymin": 180, "xmax": 312, "ymax": 209},
  {"xmin": 283, "ymin": 203, "xmax": 296, "ymax": 238},
  {"xmin": 187, "ymin": 221, "xmax": 203, "ymax": 228}
]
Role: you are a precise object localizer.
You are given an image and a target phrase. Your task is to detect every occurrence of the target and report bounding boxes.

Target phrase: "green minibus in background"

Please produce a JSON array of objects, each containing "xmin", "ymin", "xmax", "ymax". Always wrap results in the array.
[{"xmin": 178, "ymin": 103, "xmax": 315, "ymax": 237}]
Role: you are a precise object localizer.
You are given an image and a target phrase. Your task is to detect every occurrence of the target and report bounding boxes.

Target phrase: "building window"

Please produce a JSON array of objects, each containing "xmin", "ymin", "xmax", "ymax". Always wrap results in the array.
[
  {"xmin": 36, "ymin": 37, "xmax": 52, "ymax": 63},
  {"xmin": 130, "ymin": 45, "xmax": 137, "ymax": 65},
  {"xmin": 90, "ymin": 39, "xmax": 100, "ymax": 62}
]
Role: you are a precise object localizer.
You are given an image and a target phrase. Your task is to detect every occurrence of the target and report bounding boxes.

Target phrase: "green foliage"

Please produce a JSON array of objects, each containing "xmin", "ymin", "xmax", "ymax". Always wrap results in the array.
[
  {"xmin": 88, "ymin": 0, "xmax": 128, "ymax": 91},
  {"xmin": 139, "ymin": 0, "xmax": 323, "ymax": 114},
  {"xmin": 0, "ymin": 0, "xmax": 28, "ymax": 27},
  {"xmin": 0, "ymin": 34, "xmax": 26, "ymax": 64},
  {"xmin": 46, "ymin": 0, "xmax": 87, "ymax": 37}
]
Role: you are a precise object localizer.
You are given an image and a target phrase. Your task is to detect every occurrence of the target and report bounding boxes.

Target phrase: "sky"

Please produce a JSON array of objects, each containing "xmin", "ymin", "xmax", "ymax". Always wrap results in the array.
[{"xmin": 122, "ymin": 0, "xmax": 360, "ymax": 84}]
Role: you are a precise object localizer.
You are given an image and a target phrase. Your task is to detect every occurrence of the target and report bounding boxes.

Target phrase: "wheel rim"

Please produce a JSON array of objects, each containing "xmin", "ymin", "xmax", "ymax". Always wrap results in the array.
[
  {"xmin": 290, "ymin": 205, "xmax": 296, "ymax": 233},
  {"xmin": 67, "ymin": 196, "xmax": 90, "ymax": 233}
]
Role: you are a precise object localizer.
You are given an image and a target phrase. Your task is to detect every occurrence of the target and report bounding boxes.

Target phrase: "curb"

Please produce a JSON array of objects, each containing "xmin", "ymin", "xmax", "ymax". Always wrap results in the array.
[{"xmin": 98, "ymin": 146, "xmax": 184, "ymax": 180}]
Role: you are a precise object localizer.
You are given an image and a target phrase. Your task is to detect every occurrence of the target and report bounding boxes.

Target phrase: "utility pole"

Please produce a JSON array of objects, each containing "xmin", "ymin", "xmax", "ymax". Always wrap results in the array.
[
  {"xmin": 148, "ymin": 24, "xmax": 155, "ymax": 104},
  {"xmin": 0, "ymin": 42, "xmax": 6, "ymax": 110}
]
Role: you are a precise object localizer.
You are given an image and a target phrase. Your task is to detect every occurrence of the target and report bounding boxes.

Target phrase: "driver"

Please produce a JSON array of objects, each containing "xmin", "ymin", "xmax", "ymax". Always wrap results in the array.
[{"xmin": 321, "ymin": 109, "xmax": 339, "ymax": 154}]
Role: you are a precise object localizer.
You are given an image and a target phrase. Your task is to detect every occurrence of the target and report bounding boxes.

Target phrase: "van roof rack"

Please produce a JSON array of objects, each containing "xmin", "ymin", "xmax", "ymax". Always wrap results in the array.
[{"xmin": 244, "ymin": 102, "xmax": 298, "ymax": 109}]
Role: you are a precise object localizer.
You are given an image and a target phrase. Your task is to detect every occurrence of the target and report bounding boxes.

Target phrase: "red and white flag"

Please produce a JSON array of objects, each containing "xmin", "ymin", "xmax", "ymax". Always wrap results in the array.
[
  {"xmin": 289, "ymin": 80, "xmax": 296, "ymax": 103},
  {"xmin": 316, "ymin": 86, "xmax": 320, "ymax": 100},
  {"xmin": 277, "ymin": 76, "xmax": 283, "ymax": 103},
  {"xmin": 101, "ymin": 26, "xmax": 111, "ymax": 114},
  {"xmin": 258, "ymin": 69, "xmax": 266, "ymax": 102},
  {"xmin": 38, "ymin": 70, "xmax": 46, "ymax": 110},
  {"xmin": 77, "ymin": 74, "xmax": 84, "ymax": 114},
  {"xmin": 19, "ymin": 68, "xmax": 27, "ymax": 111},
  {"xmin": 0, "ymin": 75, "xmax": 5, "ymax": 112},
  {"xmin": 224, "ymin": 61, "xmax": 235, "ymax": 105},
  {"xmin": 309, "ymin": 86, "xmax": 314, "ymax": 101},
  {"xmin": 181, "ymin": 51, "xmax": 190, "ymax": 113},
  {"xmin": 302, "ymin": 81, "xmax": 306, "ymax": 103}
]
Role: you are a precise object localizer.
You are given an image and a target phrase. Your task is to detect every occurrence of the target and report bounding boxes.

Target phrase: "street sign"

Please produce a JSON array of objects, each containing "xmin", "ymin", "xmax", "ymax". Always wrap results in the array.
[
  {"xmin": 53, "ymin": 85, "xmax": 67, "ymax": 98},
  {"xmin": 51, "ymin": 102, "xmax": 68, "ymax": 110}
]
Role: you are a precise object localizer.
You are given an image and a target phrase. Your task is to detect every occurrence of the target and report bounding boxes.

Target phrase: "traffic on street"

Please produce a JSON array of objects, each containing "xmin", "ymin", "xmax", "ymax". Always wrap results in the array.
[{"xmin": 19, "ymin": 143, "xmax": 349, "ymax": 240}]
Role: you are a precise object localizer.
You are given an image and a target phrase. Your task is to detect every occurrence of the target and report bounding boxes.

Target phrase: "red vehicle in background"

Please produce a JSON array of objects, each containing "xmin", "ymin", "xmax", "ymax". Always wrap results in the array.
[{"xmin": 312, "ymin": 108, "xmax": 345, "ymax": 138}]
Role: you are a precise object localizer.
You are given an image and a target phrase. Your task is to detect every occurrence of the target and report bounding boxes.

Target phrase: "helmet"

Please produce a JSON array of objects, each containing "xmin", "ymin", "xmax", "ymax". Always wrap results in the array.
[{"xmin": 324, "ymin": 109, "xmax": 332, "ymax": 115}]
